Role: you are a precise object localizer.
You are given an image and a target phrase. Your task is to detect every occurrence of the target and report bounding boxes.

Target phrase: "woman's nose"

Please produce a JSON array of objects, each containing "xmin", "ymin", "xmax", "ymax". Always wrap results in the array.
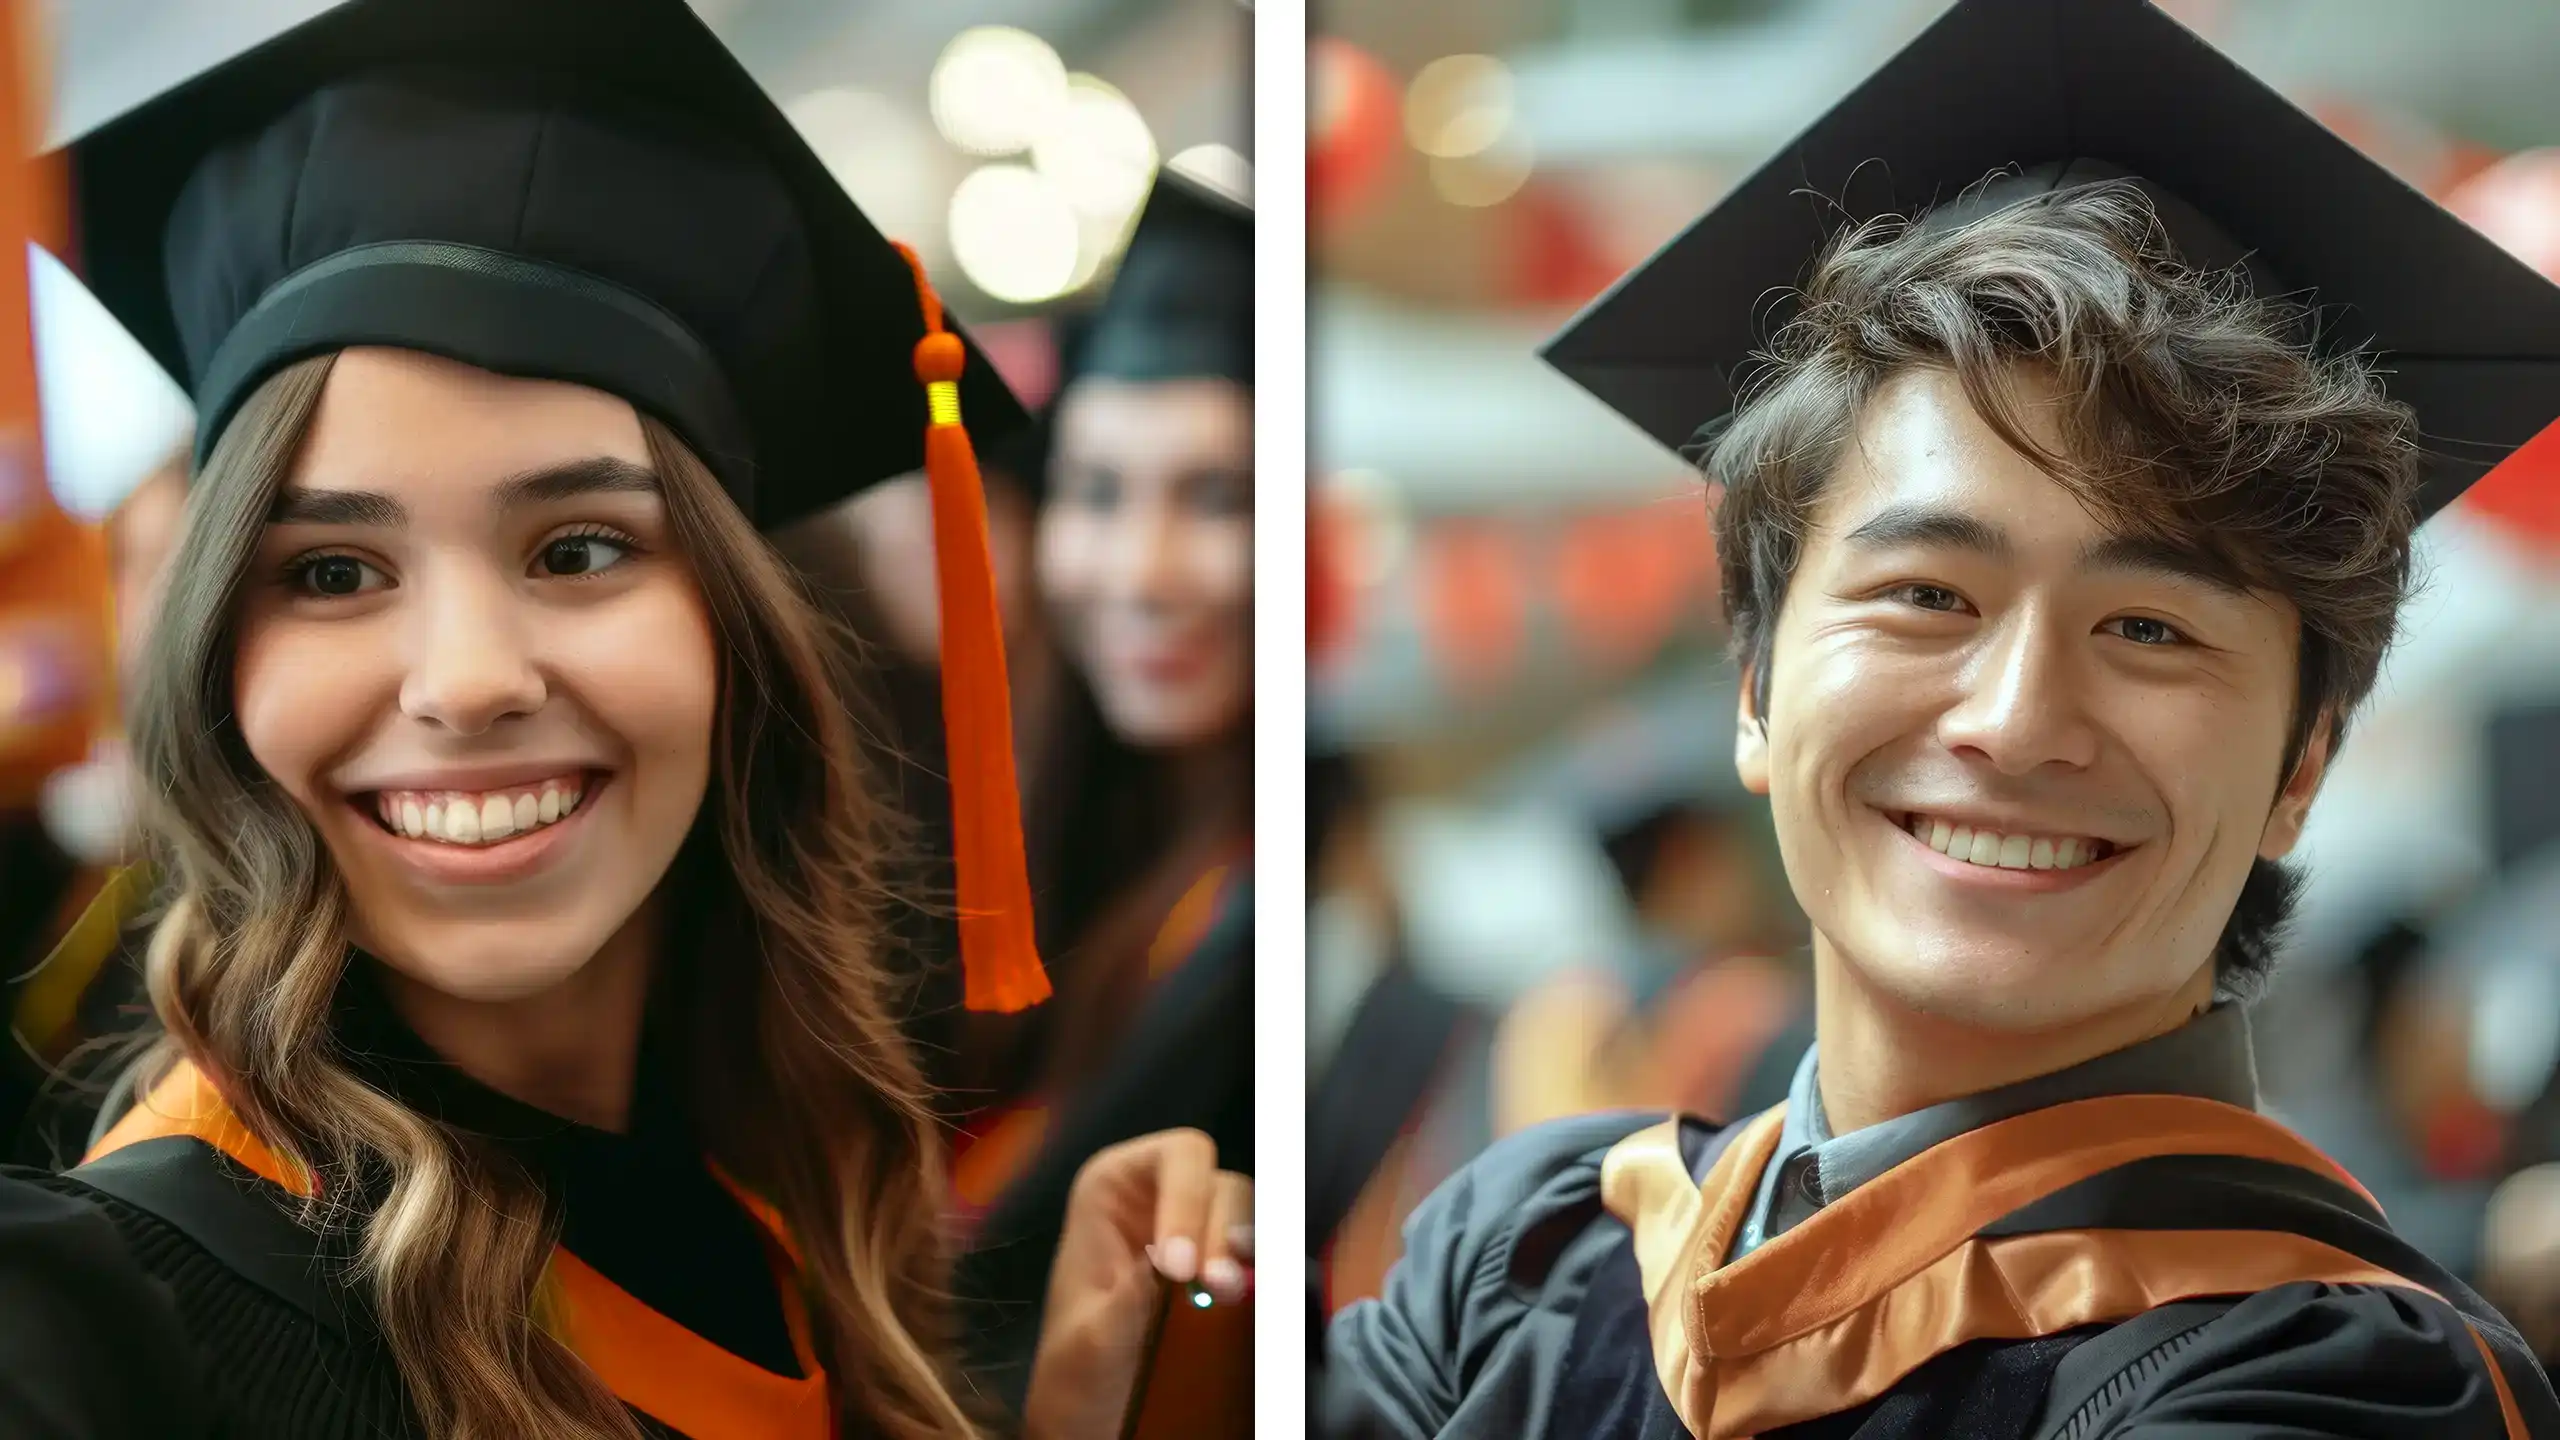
[{"xmin": 396, "ymin": 575, "xmax": 546, "ymax": 734}]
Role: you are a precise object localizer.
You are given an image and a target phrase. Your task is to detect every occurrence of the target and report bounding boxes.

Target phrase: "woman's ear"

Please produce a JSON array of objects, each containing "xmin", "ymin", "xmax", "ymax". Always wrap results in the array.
[
  {"xmin": 2258, "ymin": 711, "xmax": 2335, "ymax": 862},
  {"xmin": 1735, "ymin": 665, "xmax": 1771, "ymax": 797}
]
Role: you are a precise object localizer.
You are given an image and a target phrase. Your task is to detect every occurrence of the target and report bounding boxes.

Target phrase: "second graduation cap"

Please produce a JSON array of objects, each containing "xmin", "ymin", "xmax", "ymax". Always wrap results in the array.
[
  {"xmin": 1543, "ymin": 0, "xmax": 2560, "ymax": 521},
  {"xmin": 1074, "ymin": 168, "xmax": 1254, "ymax": 389},
  {"xmin": 58, "ymin": 0, "xmax": 1052, "ymax": 1010}
]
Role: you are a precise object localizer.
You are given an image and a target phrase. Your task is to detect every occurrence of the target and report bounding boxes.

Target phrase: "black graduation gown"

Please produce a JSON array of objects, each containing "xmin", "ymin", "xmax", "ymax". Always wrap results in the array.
[
  {"xmin": 0, "ymin": 967, "xmax": 815, "ymax": 1440},
  {"xmin": 953, "ymin": 874, "xmax": 1253, "ymax": 1413},
  {"xmin": 1320, "ymin": 1103, "xmax": 2560, "ymax": 1440}
]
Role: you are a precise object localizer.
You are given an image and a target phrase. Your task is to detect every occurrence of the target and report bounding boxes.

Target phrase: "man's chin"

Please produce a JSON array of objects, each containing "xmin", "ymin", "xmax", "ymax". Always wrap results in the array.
[{"xmin": 1841, "ymin": 935, "xmax": 2117, "ymax": 1030}]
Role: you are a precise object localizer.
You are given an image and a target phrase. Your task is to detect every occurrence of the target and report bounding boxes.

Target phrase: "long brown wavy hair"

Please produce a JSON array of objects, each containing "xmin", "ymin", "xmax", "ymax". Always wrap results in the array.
[{"xmin": 127, "ymin": 351, "xmax": 981, "ymax": 1438}]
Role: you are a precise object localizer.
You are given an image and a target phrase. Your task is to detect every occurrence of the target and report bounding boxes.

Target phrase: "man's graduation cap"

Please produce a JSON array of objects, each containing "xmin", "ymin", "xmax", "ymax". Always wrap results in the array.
[
  {"xmin": 57, "ymin": 0, "xmax": 1052, "ymax": 1010},
  {"xmin": 1075, "ymin": 169, "xmax": 1253, "ymax": 388},
  {"xmin": 1543, "ymin": 0, "xmax": 2560, "ymax": 521}
]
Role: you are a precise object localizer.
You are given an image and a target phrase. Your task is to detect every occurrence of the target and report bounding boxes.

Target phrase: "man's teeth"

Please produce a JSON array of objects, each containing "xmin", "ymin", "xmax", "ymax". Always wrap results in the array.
[
  {"xmin": 375, "ymin": 781, "xmax": 583, "ymax": 846},
  {"xmin": 1904, "ymin": 813, "xmax": 2111, "ymax": 871}
]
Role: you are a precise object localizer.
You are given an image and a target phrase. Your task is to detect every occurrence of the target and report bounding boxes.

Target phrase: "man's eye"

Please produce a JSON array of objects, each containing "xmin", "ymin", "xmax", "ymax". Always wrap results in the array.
[
  {"xmin": 2106, "ymin": 615, "xmax": 2188, "ymax": 646},
  {"xmin": 1894, "ymin": 584, "xmax": 1967, "ymax": 613}
]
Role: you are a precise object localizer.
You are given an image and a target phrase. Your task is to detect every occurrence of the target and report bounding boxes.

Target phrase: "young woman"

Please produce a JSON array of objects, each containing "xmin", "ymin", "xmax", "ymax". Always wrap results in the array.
[{"xmin": 0, "ymin": 3, "xmax": 1247, "ymax": 1437}]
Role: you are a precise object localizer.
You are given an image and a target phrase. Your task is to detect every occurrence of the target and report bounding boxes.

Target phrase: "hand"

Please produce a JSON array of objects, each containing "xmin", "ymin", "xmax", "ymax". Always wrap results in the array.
[{"xmin": 1021, "ymin": 1129, "xmax": 1252, "ymax": 1440}]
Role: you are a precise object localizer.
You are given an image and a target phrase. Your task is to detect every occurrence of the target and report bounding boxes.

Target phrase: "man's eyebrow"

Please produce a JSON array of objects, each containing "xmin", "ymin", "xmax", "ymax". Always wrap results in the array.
[
  {"xmin": 1839, "ymin": 503, "xmax": 2014, "ymax": 557},
  {"xmin": 2076, "ymin": 531, "xmax": 2254, "ymax": 596},
  {"xmin": 491, "ymin": 456, "xmax": 662, "ymax": 512},
  {"xmin": 268, "ymin": 489, "xmax": 405, "ymax": 527}
]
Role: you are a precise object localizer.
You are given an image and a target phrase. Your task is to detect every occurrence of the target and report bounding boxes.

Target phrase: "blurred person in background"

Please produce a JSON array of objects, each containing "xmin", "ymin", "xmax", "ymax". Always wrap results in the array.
[
  {"xmin": 0, "ymin": 2, "xmax": 1250, "ymax": 1436},
  {"xmin": 946, "ymin": 168, "xmax": 1258, "ymax": 1411},
  {"xmin": 1492, "ymin": 793, "xmax": 1804, "ymax": 1134},
  {"xmin": 1320, "ymin": 1, "xmax": 2560, "ymax": 1434},
  {"xmin": 1307, "ymin": 744, "xmax": 1487, "ymax": 1317}
]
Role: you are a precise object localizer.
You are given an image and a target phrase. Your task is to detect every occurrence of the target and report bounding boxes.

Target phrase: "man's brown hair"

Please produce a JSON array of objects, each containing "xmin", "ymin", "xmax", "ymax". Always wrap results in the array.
[{"xmin": 1703, "ymin": 181, "xmax": 2424, "ymax": 997}]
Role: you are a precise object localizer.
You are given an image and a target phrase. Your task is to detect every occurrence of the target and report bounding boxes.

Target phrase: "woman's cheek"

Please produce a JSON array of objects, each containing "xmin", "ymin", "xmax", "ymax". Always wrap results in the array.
[
  {"xmin": 232, "ymin": 617, "xmax": 379, "ymax": 811},
  {"xmin": 1190, "ymin": 516, "xmax": 1254, "ymax": 614}
]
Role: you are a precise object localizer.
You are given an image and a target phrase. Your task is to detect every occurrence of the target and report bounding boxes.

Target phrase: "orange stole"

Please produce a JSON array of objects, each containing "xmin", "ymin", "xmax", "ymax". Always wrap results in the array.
[
  {"xmin": 1600, "ymin": 1097, "xmax": 2530, "ymax": 1440},
  {"xmin": 88, "ymin": 1060, "xmax": 835, "ymax": 1440}
]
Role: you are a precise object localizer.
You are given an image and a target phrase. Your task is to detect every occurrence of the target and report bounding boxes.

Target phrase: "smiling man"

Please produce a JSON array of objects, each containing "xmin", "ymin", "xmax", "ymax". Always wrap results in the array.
[{"xmin": 1316, "ymin": 1, "xmax": 2560, "ymax": 1437}]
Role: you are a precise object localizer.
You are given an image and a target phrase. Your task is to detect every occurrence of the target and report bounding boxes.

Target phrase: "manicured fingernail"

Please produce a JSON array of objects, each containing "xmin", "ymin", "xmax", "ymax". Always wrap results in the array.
[
  {"xmin": 1227, "ymin": 1224, "xmax": 1255, "ymax": 1260},
  {"xmin": 1201, "ymin": 1257, "xmax": 1245, "ymax": 1301},
  {"xmin": 1155, "ymin": 1236, "xmax": 1199, "ymax": 1283},
  {"xmin": 0, "ymin": 637, "xmax": 80, "ymax": 727}
]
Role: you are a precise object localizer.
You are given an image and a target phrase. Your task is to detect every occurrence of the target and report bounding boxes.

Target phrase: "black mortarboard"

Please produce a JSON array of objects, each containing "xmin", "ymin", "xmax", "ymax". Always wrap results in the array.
[
  {"xmin": 57, "ymin": 0, "xmax": 1050, "ymax": 1011},
  {"xmin": 1073, "ymin": 169, "xmax": 1252, "ymax": 388},
  {"xmin": 58, "ymin": 0, "xmax": 1027, "ymax": 530},
  {"xmin": 1543, "ymin": 0, "xmax": 2560, "ymax": 520}
]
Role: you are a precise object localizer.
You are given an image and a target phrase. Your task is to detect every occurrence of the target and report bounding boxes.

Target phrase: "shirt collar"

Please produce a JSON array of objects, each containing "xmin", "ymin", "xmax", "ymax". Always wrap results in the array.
[{"xmin": 1729, "ymin": 1001, "xmax": 2261, "ymax": 1260}]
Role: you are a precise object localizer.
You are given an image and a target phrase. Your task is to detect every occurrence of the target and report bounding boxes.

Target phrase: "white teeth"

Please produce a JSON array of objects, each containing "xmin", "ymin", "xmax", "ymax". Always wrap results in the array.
[
  {"xmin": 1909, "ymin": 813, "xmax": 2109, "ymax": 872},
  {"xmin": 374, "ymin": 778, "xmax": 589, "ymax": 848}
]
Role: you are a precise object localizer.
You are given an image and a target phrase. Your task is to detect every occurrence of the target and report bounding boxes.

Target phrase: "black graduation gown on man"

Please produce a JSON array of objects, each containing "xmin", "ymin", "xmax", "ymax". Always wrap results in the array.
[{"xmin": 1322, "ymin": 0, "xmax": 2560, "ymax": 1434}]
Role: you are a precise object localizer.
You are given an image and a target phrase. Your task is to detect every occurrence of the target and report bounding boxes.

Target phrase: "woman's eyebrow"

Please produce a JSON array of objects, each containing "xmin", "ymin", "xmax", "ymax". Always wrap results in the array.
[
  {"xmin": 267, "ymin": 488, "xmax": 404, "ymax": 526},
  {"xmin": 490, "ymin": 456, "xmax": 662, "ymax": 512},
  {"xmin": 264, "ymin": 457, "xmax": 660, "ymax": 527}
]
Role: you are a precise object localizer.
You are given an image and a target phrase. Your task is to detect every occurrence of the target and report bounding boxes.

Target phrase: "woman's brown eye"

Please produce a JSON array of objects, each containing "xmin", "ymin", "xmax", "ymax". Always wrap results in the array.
[
  {"xmin": 538, "ymin": 535, "xmax": 630, "ymax": 577},
  {"xmin": 293, "ymin": 554, "xmax": 385, "ymax": 597}
]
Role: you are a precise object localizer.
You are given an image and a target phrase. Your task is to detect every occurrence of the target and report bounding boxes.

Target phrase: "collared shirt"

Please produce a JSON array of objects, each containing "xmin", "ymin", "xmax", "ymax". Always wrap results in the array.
[{"xmin": 1725, "ymin": 1002, "xmax": 2262, "ymax": 1262}]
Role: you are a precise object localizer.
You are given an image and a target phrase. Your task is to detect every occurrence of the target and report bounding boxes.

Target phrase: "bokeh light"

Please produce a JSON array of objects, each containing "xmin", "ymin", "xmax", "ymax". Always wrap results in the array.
[
  {"xmin": 1429, "ymin": 128, "xmax": 1534, "ymax": 207},
  {"xmin": 1033, "ymin": 75, "xmax": 1159, "ymax": 220},
  {"xmin": 783, "ymin": 86, "xmax": 941, "ymax": 247},
  {"xmin": 1404, "ymin": 54, "xmax": 1514, "ymax": 160},
  {"xmin": 948, "ymin": 164, "xmax": 1081, "ymax": 304},
  {"xmin": 929, "ymin": 27, "xmax": 1069, "ymax": 157},
  {"xmin": 1170, "ymin": 142, "xmax": 1254, "ymax": 202}
]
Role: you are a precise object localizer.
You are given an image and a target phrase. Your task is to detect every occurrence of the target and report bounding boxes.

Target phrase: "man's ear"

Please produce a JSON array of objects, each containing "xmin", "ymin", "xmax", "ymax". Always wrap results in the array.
[
  {"xmin": 1735, "ymin": 662, "xmax": 1771, "ymax": 797},
  {"xmin": 2259, "ymin": 711, "xmax": 2335, "ymax": 861}
]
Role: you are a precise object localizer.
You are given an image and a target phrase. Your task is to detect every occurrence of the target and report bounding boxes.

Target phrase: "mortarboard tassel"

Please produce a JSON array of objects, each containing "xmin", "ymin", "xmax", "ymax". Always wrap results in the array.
[{"xmin": 895, "ymin": 243, "xmax": 1051, "ymax": 1014}]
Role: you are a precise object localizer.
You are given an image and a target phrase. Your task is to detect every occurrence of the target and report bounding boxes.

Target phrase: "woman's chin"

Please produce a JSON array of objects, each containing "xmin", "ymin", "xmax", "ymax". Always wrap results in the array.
[{"xmin": 362, "ymin": 927, "xmax": 620, "ymax": 1007}]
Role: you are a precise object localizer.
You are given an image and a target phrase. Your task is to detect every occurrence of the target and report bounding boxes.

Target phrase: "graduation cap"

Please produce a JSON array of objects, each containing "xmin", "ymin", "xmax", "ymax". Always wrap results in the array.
[
  {"xmin": 1543, "ymin": 0, "xmax": 2560, "ymax": 521},
  {"xmin": 1074, "ymin": 168, "xmax": 1253, "ymax": 388},
  {"xmin": 56, "ymin": 0, "xmax": 1051, "ymax": 1011}
]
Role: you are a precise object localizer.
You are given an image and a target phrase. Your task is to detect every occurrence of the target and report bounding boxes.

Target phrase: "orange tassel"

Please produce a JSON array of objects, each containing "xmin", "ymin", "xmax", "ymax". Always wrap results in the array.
[{"xmin": 896, "ymin": 245, "xmax": 1050, "ymax": 1013}]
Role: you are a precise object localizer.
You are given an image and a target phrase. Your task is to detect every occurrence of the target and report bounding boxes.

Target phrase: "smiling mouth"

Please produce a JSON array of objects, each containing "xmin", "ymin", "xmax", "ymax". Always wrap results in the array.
[
  {"xmin": 1893, "ymin": 809, "xmax": 2122, "ymax": 872},
  {"xmin": 356, "ymin": 771, "xmax": 606, "ymax": 848}
]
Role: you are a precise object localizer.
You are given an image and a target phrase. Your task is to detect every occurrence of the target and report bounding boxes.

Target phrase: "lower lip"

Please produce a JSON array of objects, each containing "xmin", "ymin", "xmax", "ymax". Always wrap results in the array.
[
  {"xmin": 351, "ymin": 776, "xmax": 607, "ymax": 886},
  {"xmin": 1882, "ymin": 807, "xmax": 2130, "ymax": 893},
  {"xmin": 1116, "ymin": 646, "xmax": 1211, "ymax": 685}
]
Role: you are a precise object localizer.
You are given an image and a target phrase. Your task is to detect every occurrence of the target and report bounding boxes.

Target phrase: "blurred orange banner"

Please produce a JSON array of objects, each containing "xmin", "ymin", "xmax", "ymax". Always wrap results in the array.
[{"xmin": 0, "ymin": 0, "xmax": 111, "ymax": 808}]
